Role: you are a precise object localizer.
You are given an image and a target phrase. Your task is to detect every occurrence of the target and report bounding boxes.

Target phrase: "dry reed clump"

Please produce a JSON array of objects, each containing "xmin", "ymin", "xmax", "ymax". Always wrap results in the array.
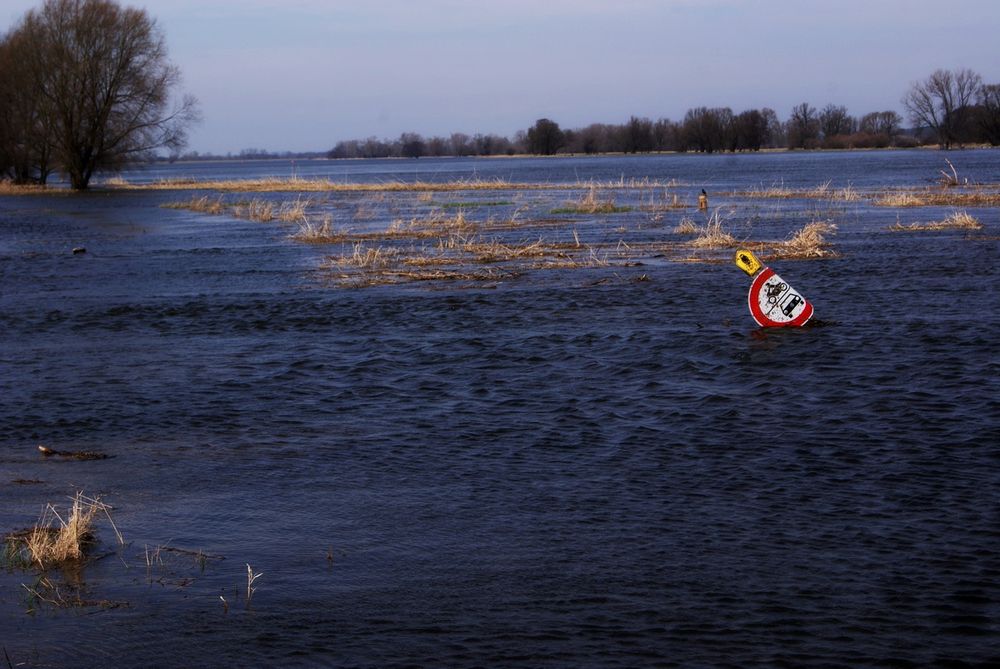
[
  {"xmin": 162, "ymin": 194, "xmax": 228, "ymax": 215},
  {"xmin": 738, "ymin": 181, "xmax": 862, "ymax": 201},
  {"xmin": 291, "ymin": 216, "xmax": 343, "ymax": 243},
  {"xmin": 7, "ymin": 492, "xmax": 122, "ymax": 570},
  {"xmin": 874, "ymin": 189, "xmax": 1000, "ymax": 207},
  {"xmin": 552, "ymin": 186, "xmax": 631, "ymax": 214},
  {"xmin": 390, "ymin": 209, "xmax": 479, "ymax": 235},
  {"xmin": 688, "ymin": 212, "xmax": 739, "ymax": 248},
  {"xmin": 275, "ymin": 197, "xmax": 311, "ymax": 223},
  {"xmin": 231, "ymin": 198, "xmax": 275, "ymax": 222},
  {"xmin": 673, "ymin": 218, "xmax": 699, "ymax": 235},
  {"xmin": 325, "ymin": 243, "xmax": 399, "ymax": 270},
  {"xmin": 889, "ymin": 211, "xmax": 983, "ymax": 232},
  {"xmin": 772, "ymin": 222, "xmax": 839, "ymax": 258}
]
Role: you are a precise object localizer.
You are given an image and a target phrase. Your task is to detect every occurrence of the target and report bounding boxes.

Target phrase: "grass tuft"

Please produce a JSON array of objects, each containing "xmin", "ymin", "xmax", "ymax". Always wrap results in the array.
[
  {"xmin": 673, "ymin": 218, "xmax": 699, "ymax": 235},
  {"xmin": 552, "ymin": 186, "xmax": 632, "ymax": 214},
  {"xmin": 162, "ymin": 195, "xmax": 227, "ymax": 215},
  {"xmin": 8, "ymin": 492, "xmax": 122, "ymax": 570},
  {"xmin": 889, "ymin": 211, "xmax": 983, "ymax": 232},
  {"xmin": 773, "ymin": 221, "xmax": 839, "ymax": 258},
  {"xmin": 688, "ymin": 211, "xmax": 738, "ymax": 248}
]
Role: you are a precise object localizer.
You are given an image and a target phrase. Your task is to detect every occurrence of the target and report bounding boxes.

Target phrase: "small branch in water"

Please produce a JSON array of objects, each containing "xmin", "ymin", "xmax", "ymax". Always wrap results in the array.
[{"xmin": 38, "ymin": 445, "xmax": 109, "ymax": 461}]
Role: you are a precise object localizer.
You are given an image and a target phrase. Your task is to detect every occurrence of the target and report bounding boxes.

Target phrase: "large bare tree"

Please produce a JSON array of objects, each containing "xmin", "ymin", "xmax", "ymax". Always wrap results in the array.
[
  {"xmin": 0, "ymin": 26, "xmax": 55, "ymax": 183},
  {"xmin": 978, "ymin": 84, "xmax": 1000, "ymax": 146},
  {"xmin": 786, "ymin": 102, "xmax": 820, "ymax": 149},
  {"xmin": 9, "ymin": 0, "xmax": 198, "ymax": 189},
  {"xmin": 902, "ymin": 68, "xmax": 982, "ymax": 149}
]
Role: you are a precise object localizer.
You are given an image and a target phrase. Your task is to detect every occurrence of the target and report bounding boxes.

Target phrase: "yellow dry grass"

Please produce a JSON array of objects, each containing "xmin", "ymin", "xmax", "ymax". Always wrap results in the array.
[
  {"xmin": 889, "ymin": 211, "xmax": 983, "ymax": 232},
  {"xmin": 231, "ymin": 198, "xmax": 275, "ymax": 222},
  {"xmin": 162, "ymin": 194, "xmax": 227, "ymax": 215},
  {"xmin": 874, "ymin": 189, "xmax": 1000, "ymax": 207},
  {"xmin": 0, "ymin": 181, "xmax": 54, "ymax": 195},
  {"xmin": 131, "ymin": 177, "xmax": 540, "ymax": 193},
  {"xmin": 688, "ymin": 212, "xmax": 739, "ymax": 248},
  {"xmin": 738, "ymin": 181, "xmax": 862, "ymax": 201},
  {"xmin": 772, "ymin": 221, "xmax": 839, "ymax": 258},
  {"xmin": 15, "ymin": 493, "xmax": 122, "ymax": 569},
  {"xmin": 673, "ymin": 218, "xmax": 699, "ymax": 235},
  {"xmin": 276, "ymin": 197, "xmax": 311, "ymax": 223}
]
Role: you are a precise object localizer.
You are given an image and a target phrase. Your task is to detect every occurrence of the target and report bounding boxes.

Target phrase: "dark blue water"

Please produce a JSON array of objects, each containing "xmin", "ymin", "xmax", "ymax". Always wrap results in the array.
[{"xmin": 2, "ymin": 151, "xmax": 999, "ymax": 667}]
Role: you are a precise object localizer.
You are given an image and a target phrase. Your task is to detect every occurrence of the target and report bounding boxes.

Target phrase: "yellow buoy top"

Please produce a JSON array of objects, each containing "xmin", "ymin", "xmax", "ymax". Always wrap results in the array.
[{"xmin": 734, "ymin": 249, "xmax": 763, "ymax": 277}]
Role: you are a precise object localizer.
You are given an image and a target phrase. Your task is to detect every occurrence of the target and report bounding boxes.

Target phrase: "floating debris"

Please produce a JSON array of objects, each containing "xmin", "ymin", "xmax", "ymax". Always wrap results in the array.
[{"xmin": 38, "ymin": 445, "xmax": 110, "ymax": 460}]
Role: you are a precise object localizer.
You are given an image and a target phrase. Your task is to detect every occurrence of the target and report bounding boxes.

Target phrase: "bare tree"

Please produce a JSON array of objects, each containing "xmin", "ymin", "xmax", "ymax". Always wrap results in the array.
[
  {"xmin": 819, "ymin": 104, "xmax": 855, "ymax": 140},
  {"xmin": 526, "ymin": 118, "xmax": 565, "ymax": 155},
  {"xmin": 682, "ymin": 107, "xmax": 731, "ymax": 153},
  {"xmin": 12, "ymin": 0, "xmax": 198, "ymax": 189},
  {"xmin": 902, "ymin": 68, "xmax": 982, "ymax": 149},
  {"xmin": 399, "ymin": 132, "xmax": 425, "ymax": 158},
  {"xmin": 858, "ymin": 111, "xmax": 903, "ymax": 138},
  {"xmin": 623, "ymin": 116, "xmax": 654, "ymax": 153},
  {"xmin": 787, "ymin": 103, "xmax": 820, "ymax": 149},
  {"xmin": 977, "ymin": 84, "xmax": 1000, "ymax": 146},
  {"xmin": 0, "ymin": 27, "xmax": 54, "ymax": 183}
]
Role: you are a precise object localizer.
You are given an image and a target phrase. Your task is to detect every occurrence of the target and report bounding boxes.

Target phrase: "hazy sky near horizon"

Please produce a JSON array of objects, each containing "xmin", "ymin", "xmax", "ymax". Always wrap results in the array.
[{"xmin": 3, "ymin": 0, "xmax": 999, "ymax": 154}]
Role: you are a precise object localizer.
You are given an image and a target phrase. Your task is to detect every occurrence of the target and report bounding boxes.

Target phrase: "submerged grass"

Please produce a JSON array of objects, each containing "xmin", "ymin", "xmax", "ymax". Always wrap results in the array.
[
  {"xmin": 552, "ymin": 186, "xmax": 632, "ymax": 214},
  {"xmin": 874, "ymin": 189, "xmax": 1000, "ymax": 207},
  {"xmin": 688, "ymin": 211, "xmax": 739, "ymax": 248},
  {"xmin": 162, "ymin": 194, "xmax": 228, "ymax": 215},
  {"xmin": 737, "ymin": 181, "xmax": 863, "ymax": 201},
  {"xmin": 6, "ymin": 492, "xmax": 122, "ymax": 570},
  {"xmin": 772, "ymin": 221, "xmax": 839, "ymax": 258},
  {"xmin": 889, "ymin": 211, "xmax": 983, "ymax": 232}
]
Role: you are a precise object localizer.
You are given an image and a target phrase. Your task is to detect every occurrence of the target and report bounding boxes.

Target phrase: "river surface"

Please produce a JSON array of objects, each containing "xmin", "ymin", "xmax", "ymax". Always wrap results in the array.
[{"xmin": 1, "ymin": 151, "xmax": 999, "ymax": 667}]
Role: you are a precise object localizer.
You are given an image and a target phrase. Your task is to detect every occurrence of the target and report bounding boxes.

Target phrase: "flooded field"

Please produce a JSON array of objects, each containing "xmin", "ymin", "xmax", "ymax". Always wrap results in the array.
[{"xmin": 2, "ymin": 150, "xmax": 999, "ymax": 667}]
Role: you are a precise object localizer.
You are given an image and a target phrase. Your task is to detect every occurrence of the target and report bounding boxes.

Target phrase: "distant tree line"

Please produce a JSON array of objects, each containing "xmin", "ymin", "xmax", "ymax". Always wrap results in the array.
[
  {"xmin": 0, "ymin": 0, "xmax": 197, "ymax": 188},
  {"xmin": 327, "ymin": 68, "xmax": 1000, "ymax": 159}
]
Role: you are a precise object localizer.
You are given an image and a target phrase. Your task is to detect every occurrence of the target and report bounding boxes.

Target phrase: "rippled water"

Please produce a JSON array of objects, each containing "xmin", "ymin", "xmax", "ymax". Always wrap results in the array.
[{"xmin": 2, "ymin": 151, "xmax": 999, "ymax": 667}]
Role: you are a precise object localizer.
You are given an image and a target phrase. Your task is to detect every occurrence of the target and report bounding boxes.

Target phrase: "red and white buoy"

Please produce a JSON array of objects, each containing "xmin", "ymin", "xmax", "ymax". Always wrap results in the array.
[{"xmin": 735, "ymin": 249, "xmax": 813, "ymax": 327}]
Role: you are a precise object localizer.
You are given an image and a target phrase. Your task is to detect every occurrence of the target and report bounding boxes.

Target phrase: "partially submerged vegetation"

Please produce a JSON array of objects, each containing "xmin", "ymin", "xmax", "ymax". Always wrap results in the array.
[
  {"xmin": 873, "ymin": 188, "xmax": 1000, "ymax": 207},
  {"xmin": 62, "ymin": 160, "xmax": 999, "ymax": 287},
  {"xmin": 4, "ymin": 492, "xmax": 121, "ymax": 571},
  {"xmin": 551, "ymin": 186, "xmax": 632, "ymax": 214},
  {"xmin": 773, "ymin": 221, "xmax": 839, "ymax": 258},
  {"xmin": 889, "ymin": 211, "xmax": 983, "ymax": 231}
]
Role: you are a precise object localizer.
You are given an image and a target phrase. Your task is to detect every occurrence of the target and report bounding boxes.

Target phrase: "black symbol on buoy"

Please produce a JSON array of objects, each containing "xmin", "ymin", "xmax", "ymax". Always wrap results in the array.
[
  {"xmin": 781, "ymin": 295, "xmax": 802, "ymax": 316},
  {"xmin": 765, "ymin": 281, "xmax": 787, "ymax": 304}
]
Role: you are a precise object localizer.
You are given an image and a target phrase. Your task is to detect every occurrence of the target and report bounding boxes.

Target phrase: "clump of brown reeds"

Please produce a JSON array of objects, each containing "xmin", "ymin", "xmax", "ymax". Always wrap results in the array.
[
  {"xmin": 553, "ymin": 186, "xmax": 631, "ymax": 214},
  {"xmin": 673, "ymin": 218, "xmax": 699, "ymax": 235},
  {"xmin": 8, "ymin": 492, "xmax": 122, "ymax": 570},
  {"xmin": 275, "ymin": 197, "xmax": 310, "ymax": 223},
  {"xmin": 326, "ymin": 243, "xmax": 399, "ymax": 270},
  {"xmin": 390, "ymin": 209, "xmax": 478, "ymax": 235},
  {"xmin": 291, "ymin": 216, "xmax": 343, "ymax": 243},
  {"xmin": 738, "ymin": 181, "xmax": 862, "ymax": 201},
  {"xmin": 162, "ymin": 194, "xmax": 228, "ymax": 215},
  {"xmin": 874, "ymin": 189, "xmax": 1000, "ymax": 207},
  {"xmin": 688, "ymin": 211, "xmax": 738, "ymax": 248},
  {"xmin": 889, "ymin": 211, "xmax": 983, "ymax": 232},
  {"xmin": 773, "ymin": 221, "xmax": 839, "ymax": 258},
  {"xmin": 231, "ymin": 198, "xmax": 275, "ymax": 222}
]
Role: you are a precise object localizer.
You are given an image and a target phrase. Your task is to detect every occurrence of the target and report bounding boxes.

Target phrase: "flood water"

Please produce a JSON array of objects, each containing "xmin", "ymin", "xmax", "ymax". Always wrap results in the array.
[{"xmin": 2, "ymin": 150, "xmax": 999, "ymax": 667}]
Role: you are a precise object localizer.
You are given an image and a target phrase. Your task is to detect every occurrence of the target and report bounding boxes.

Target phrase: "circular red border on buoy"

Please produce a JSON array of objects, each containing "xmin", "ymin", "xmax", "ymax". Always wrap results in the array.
[{"xmin": 748, "ymin": 267, "xmax": 813, "ymax": 327}]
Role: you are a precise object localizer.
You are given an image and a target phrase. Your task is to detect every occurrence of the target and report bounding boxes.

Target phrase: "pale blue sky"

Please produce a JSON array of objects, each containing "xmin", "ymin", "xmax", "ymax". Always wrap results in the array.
[{"xmin": 3, "ymin": 0, "xmax": 999, "ymax": 154}]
